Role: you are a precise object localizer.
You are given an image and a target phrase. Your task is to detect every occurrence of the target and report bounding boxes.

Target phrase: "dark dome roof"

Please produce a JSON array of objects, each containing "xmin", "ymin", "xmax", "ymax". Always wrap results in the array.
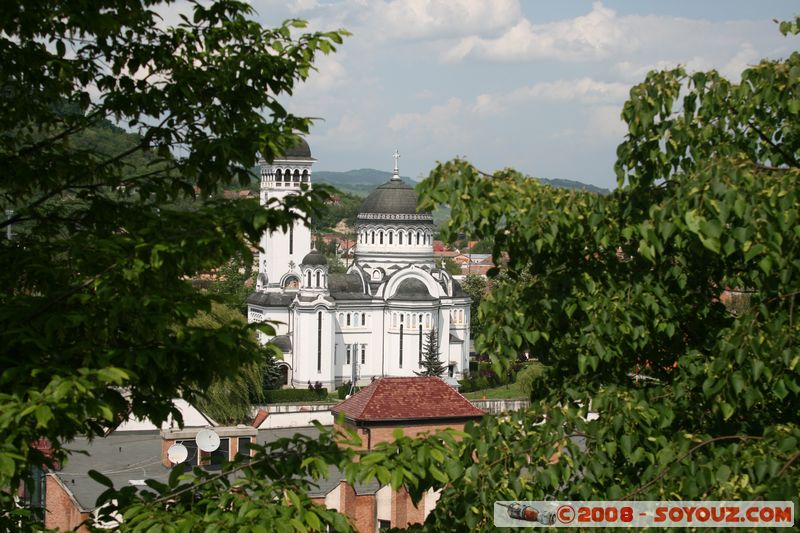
[
  {"xmin": 282, "ymin": 138, "xmax": 311, "ymax": 159},
  {"xmin": 301, "ymin": 250, "xmax": 327, "ymax": 266},
  {"xmin": 389, "ymin": 278, "xmax": 434, "ymax": 300},
  {"xmin": 269, "ymin": 335, "xmax": 292, "ymax": 353},
  {"xmin": 358, "ymin": 178, "xmax": 431, "ymax": 219}
]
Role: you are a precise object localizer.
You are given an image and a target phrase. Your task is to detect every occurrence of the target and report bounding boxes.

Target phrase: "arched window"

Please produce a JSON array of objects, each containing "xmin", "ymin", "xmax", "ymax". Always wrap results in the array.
[
  {"xmin": 354, "ymin": 312, "xmax": 359, "ymax": 326},
  {"xmin": 306, "ymin": 271, "xmax": 312, "ymax": 287},
  {"xmin": 389, "ymin": 231, "xmax": 393, "ymax": 245},
  {"xmin": 275, "ymin": 169, "xmax": 282, "ymax": 182},
  {"xmin": 293, "ymin": 169, "xmax": 300, "ymax": 182},
  {"xmin": 408, "ymin": 230, "xmax": 413, "ymax": 244},
  {"xmin": 315, "ymin": 270, "xmax": 321, "ymax": 287},
  {"xmin": 416, "ymin": 232, "xmax": 420, "ymax": 245},
  {"xmin": 379, "ymin": 231, "xmax": 384, "ymax": 245},
  {"xmin": 361, "ymin": 313, "xmax": 366, "ymax": 326},
  {"xmin": 346, "ymin": 313, "xmax": 351, "ymax": 326},
  {"xmin": 302, "ymin": 170, "xmax": 309, "ymax": 182},
  {"xmin": 399, "ymin": 232, "xmax": 403, "ymax": 245},
  {"xmin": 371, "ymin": 231, "xmax": 375, "ymax": 244}
]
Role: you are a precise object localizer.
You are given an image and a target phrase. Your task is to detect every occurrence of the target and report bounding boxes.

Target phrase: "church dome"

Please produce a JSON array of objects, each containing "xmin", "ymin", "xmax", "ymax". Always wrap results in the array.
[
  {"xmin": 389, "ymin": 278, "xmax": 434, "ymax": 300},
  {"xmin": 301, "ymin": 250, "xmax": 327, "ymax": 266},
  {"xmin": 282, "ymin": 138, "xmax": 312, "ymax": 159},
  {"xmin": 358, "ymin": 178, "xmax": 432, "ymax": 221}
]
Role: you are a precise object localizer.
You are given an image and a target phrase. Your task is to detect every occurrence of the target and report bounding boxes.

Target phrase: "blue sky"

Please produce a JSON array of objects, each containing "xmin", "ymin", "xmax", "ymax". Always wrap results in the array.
[{"xmin": 235, "ymin": 1, "xmax": 799, "ymax": 189}]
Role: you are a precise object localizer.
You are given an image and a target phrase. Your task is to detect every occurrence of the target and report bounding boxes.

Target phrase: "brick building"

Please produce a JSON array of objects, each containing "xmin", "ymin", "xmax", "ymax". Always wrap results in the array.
[{"xmin": 328, "ymin": 376, "xmax": 485, "ymax": 531}]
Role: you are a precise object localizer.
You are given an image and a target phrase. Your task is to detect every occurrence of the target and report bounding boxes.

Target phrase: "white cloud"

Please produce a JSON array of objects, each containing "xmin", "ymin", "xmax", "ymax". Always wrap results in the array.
[
  {"xmin": 370, "ymin": 0, "xmax": 521, "ymax": 40},
  {"xmin": 446, "ymin": 2, "xmax": 622, "ymax": 62},
  {"xmin": 586, "ymin": 105, "xmax": 626, "ymax": 143},
  {"xmin": 509, "ymin": 78, "xmax": 630, "ymax": 104},
  {"xmin": 721, "ymin": 43, "xmax": 760, "ymax": 80}
]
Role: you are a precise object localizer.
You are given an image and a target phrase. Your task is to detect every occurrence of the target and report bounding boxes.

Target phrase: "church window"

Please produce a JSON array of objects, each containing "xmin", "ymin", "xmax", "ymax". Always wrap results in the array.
[
  {"xmin": 408, "ymin": 230, "xmax": 413, "ymax": 244},
  {"xmin": 389, "ymin": 231, "xmax": 393, "ymax": 244},
  {"xmin": 399, "ymin": 232, "xmax": 403, "ymax": 245},
  {"xmin": 379, "ymin": 231, "xmax": 384, "ymax": 245},
  {"xmin": 399, "ymin": 323, "xmax": 404, "ymax": 368},
  {"xmin": 346, "ymin": 345, "xmax": 351, "ymax": 364},
  {"xmin": 306, "ymin": 271, "xmax": 312, "ymax": 287},
  {"xmin": 361, "ymin": 313, "xmax": 366, "ymax": 326},
  {"xmin": 275, "ymin": 169, "xmax": 282, "ymax": 182},
  {"xmin": 418, "ymin": 324, "xmax": 423, "ymax": 362},
  {"xmin": 353, "ymin": 312, "xmax": 359, "ymax": 325},
  {"xmin": 346, "ymin": 313, "xmax": 351, "ymax": 326},
  {"xmin": 315, "ymin": 271, "xmax": 321, "ymax": 287},
  {"xmin": 293, "ymin": 169, "xmax": 300, "ymax": 182},
  {"xmin": 289, "ymin": 224, "xmax": 293, "ymax": 255},
  {"xmin": 317, "ymin": 312, "xmax": 322, "ymax": 372},
  {"xmin": 371, "ymin": 231, "xmax": 375, "ymax": 244},
  {"xmin": 416, "ymin": 232, "xmax": 420, "ymax": 245},
  {"xmin": 361, "ymin": 345, "xmax": 366, "ymax": 364},
  {"xmin": 302, "ymin": 170, "xmax": 309, "ymax": 182}
]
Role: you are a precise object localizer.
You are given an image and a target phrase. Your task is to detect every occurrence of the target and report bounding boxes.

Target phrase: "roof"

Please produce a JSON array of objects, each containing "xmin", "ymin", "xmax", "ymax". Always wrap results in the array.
[
  {"xmin": 52, "ymin": 426, "xmax": 371, "ymax": 512},
  {"xmin": 331, "ymin": 377, "xmax": 484, "ymax": 423},
  {"xmin": 246, "ymin": 291, "xmax": 295, "ymax": 308},
  {"xmin": 328, "ymin": 272, "xmax": 370, "ymax": 300},
  {"xmin": 388, "ymin": 278, "xmax": 435, "ymax": 301},
  {"xmin": 281, "ymin": 137, "xmax": 312, "ymax": 159},
  {"xmin": 268, "ymin": 335, "xmax": 292, "ymax": 353},
  {"xmin": 357, "ymin": 179, "xmax": 433, "ymax": 221},
  {"xmin": 301, "ymin": 250, "xmax": 327, "ymax": 266}
]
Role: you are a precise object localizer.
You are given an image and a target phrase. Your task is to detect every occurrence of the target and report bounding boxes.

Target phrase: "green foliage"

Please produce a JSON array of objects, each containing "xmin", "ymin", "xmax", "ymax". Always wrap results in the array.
[
  {"xmin": 337, "ymin": 381, "xmax": 353, "ymax": 399},
  {"xmin": 460, "ymin": 274, "xmax": 488, "ymax": 336},
  {"xmin": 311, "ymin": 189, "xmax": 363, "ymax": 232},
  {"xmin": 415, "ymin": 21, "xmax": 800, "ymax": 526},
  {"xmin": 514, "ymin": 361, "xmax": 546, "ymax": 400},
  {"xmin": 0, "ymin": 0, "xmax": 347, "ymax": 528},
  {"xmin": 188, "ymin": 303, "xmax": 267, "ymax": 424},
  {"xmin": 204, "ymin": 253, "xmax": 255, "ymax": 310},
  {"xmin": 441, "ymin": 257, "xmax": 462, "ymax": 275},
  {"xmin": 262, "ymin": 388, "xmax": 329, "ymax": 404},
  {"xmin": 415, "ymin": 330, "xmax": 446, "ymax": 377}
]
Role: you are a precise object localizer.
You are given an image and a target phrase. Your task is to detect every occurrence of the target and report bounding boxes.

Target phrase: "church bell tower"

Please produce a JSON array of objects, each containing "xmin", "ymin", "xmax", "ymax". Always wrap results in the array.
[{"xmin": 256, "ymin": 139, "xmax": 315, "ymax": 293}]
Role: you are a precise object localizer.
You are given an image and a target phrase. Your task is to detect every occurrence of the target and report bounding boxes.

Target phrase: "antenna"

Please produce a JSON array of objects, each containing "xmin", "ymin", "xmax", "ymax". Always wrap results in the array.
[
  {"xmin": 167, "ymin": 443, "xmax": 188, "ymax": 464},
  {"xmin": 195, "ymin": 429, "xmax": 221, "ymax": 452}
]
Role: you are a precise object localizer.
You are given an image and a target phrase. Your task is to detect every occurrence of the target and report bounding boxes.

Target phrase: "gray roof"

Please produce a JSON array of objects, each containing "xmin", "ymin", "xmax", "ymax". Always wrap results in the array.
[
  {"xmin": 329, "ymin": 273, "xmax": 371, "ymax": 300},
  {"xmin": 452, "ymin": 278, "xmax": 467, "ymax": 298},
  {"xmin": 357, "ymin": 179, "xmax": 431, "ymax": 220},
  {"xmin": 301, "ymin": 250, "xmax": 328, "ymax": 266},
  {"xmin": 52, "ymin": 426, "xmax": 372, "ymax": 512},
  {"xmin": 389, "ymin": 278, "xmax": 435, "ymax": 301},
  {"xmin": 247, "ymin": 291, "xmax": 294, "ymax": 308},
  {"xmin": 269, "ymin": 335, "xmax": 292, "ymax": 353},
  {"xmin": 282, "ymin": 138, "xmax": 311, "ymax": 159}
]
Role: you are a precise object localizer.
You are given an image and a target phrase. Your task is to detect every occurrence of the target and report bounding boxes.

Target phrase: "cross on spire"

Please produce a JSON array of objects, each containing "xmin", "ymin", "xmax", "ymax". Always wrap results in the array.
[{"xmin": 392, "ymin": 149, "xmax": 400, "ymax": 179}]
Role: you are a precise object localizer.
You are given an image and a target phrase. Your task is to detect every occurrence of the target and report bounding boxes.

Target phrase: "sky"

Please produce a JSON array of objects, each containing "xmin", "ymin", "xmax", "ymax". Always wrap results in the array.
[{"xmin": 213, "ymin": 1, "xmax": 798, "ymax": 189}]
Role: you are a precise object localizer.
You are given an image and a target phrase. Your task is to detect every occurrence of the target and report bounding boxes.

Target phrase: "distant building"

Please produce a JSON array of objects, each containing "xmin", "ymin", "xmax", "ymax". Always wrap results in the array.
[{"xmin": 247, "ymin": 144, "xmax": 471, "ymax": 390}]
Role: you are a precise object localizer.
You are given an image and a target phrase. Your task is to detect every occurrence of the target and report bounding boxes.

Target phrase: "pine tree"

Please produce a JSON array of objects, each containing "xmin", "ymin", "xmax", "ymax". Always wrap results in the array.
[{"xmin": 416, "ymin": 329, "xmax": 446, "ymax": 377}]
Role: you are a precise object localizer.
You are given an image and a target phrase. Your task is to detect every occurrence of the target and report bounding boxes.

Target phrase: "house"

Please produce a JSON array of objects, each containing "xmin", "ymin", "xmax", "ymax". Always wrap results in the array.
[{"xmin": 326, "ymin": 376, "xmax": 485, "ymax": 531}]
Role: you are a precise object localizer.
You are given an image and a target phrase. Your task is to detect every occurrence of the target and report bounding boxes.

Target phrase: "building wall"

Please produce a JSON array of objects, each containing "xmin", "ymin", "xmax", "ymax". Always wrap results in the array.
[
  {"xmin": 45, "ymin": 474, "xmax": 89, "ymax": 532},
  {"xmin": 335, "ymin": 420, "xmax": 471, "ymax": 452}
]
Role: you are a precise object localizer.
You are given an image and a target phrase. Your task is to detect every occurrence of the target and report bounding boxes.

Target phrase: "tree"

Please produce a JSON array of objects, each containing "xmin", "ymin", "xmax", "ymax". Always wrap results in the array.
[
  {"xmin": 188, "ymin": 302, "xmax": 268, "ymax": 425},
  {"xmin": 414, "ymin": 19, "xmax": 800, "ymax": 528},
  {"xmin": 441, "ymin": 257, "xmax": 462, "ymax": 275},
  {"xmin": 416, "ymin": 330, "xmax": 446, "ymax": 377},
  {"xmin": 460, "ymin": 273, "xmax": 488, "ymax": 337},
  {"xmin": 0, "ymin": 0, "xmax": 346, "ymax": 528}
]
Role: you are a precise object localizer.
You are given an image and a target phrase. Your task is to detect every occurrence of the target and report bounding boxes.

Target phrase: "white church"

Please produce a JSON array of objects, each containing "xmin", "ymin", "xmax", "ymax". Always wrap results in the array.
[{"xmin": 246, "ymin": 140, "xmax": 471, "ymax": 390}]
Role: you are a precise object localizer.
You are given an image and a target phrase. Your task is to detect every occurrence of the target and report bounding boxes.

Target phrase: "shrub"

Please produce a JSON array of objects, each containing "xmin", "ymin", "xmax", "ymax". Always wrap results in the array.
[{"xmin": 262, "ymin": 388, "xmax": 329, "ymax": 404}]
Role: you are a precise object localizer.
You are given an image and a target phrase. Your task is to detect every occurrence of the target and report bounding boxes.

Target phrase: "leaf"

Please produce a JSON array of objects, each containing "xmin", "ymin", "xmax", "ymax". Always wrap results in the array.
[{"xmin": 88, "ymin": 469, "xmax": 114, "ymax": 488}]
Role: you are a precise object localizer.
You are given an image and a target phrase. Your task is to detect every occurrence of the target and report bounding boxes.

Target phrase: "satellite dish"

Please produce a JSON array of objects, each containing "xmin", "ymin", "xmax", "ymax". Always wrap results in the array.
[
  {"xmin": 195, "ymin": 429, "xmax": 220, "ymax": 452},
  {"xmin": 167, "ymin": 443, "xmax": 188, "ymax": 464}
]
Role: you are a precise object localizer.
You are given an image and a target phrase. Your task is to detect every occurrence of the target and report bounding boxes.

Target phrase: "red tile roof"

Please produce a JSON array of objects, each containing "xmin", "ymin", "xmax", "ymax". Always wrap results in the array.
[{"xmin": 332, "ymin": 377, "xmax": 484, "ymax": 422}]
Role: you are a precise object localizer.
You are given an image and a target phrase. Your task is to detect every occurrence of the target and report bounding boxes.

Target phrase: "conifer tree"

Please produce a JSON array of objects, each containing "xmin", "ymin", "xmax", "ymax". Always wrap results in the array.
[{"xmin": 416, "ymin": 329, "xmax": 446, "ymax": 377}]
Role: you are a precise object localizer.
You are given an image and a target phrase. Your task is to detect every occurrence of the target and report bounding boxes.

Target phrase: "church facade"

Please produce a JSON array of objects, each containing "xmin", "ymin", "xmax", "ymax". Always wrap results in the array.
[{"xmin": 246, "ymin": 141, "xmax": 471, "ymax": 390}]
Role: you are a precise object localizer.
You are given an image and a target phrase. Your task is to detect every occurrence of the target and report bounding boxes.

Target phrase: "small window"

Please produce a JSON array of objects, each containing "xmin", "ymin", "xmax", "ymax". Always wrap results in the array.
[
  {"xmin": 361, "ymin": 313, "xmax": 366, "ymax": 326},
  {"xmin": 399, "ymin": 232, "xmax": 403, "ymax": 244},
  {"xmin": 346, "ymin": 313, "xmax": 351, "ymax": 326},
  {"xmin": 379, "ymin": 231, "xmax": 384, "ymax": 245},
  {"xmin": 361, "ymin": 345, "xmax": 366, "ymax": 364},
  {"xmin": 315, "ymin": 271, "xmax": 321, "ymax": 287},
  {"xmin": 237, "ymin": 437, "xmax": 252, "ymax": 461},
  {"xmin": 389, "ymin": 231, "xmax": 393, "ymax": 244},
  {"xmin": 346, "ymin": 345, "xmax": 351, "ymax": 364}
]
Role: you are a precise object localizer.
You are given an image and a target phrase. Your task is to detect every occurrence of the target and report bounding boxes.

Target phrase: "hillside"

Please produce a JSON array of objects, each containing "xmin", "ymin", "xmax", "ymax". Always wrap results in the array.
[{"xmin": 314, "ymin": 168, "xmax": 609, "ymax": 196}]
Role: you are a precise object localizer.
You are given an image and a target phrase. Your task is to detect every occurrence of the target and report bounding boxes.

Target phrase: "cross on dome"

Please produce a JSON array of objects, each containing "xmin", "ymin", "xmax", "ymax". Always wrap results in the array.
[{"xmin": 391, "ymin": 149, "xmax": 400, "ymax": 180}]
